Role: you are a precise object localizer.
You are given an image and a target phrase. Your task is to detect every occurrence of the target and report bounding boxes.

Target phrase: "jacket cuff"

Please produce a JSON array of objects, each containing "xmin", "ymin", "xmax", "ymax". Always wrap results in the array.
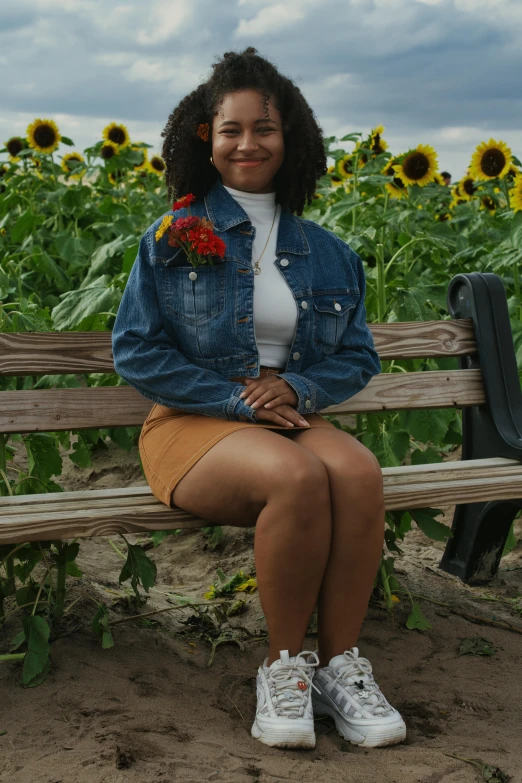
[
  {"xmin": 229, "ymin": 386, "xmax": 257, "ymax": 422},
  {"xmin": 276, "ymin": 372, "xmax": 316, "ymax": 415}
]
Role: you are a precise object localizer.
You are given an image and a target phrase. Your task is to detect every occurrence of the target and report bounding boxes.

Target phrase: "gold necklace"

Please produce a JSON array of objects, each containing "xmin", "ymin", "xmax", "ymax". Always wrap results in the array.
[{"xmin": 253, "ymin": 206, "xmax": 278, "ymax": 275}]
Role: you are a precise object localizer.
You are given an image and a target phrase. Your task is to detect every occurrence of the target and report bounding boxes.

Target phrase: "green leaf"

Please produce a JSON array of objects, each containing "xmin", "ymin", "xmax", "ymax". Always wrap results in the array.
[
  {"xmin": 51, "ymin": 275, "xmax": 121, "ymax": 331},
  {"xmin": 11, "ymin": 211, "xmax": 38, "ymax": 243},
  {"xmin": 410, "ymin": 507, "xmax": 452, "ymax": 541},
  {"xmin": 399, "ymin": 408, "xmax": 454, "ymax": 444},
  {"xmin": 60, "ymin": 136, "xmax": 75, "ymax": 146},
  {"xmin": 68, "ymin": 434, "xmax": 92, "ymax": 468},
  {"xmin": 406, "ymin": 602, "xmax": 432, "ymax": 631},
  {"xmin": 149, "ymin": 529, "xmax": 182, "ymax": 547},
  {"xmin": 380, "ymin": 428, "xmax": 410, "ymax": 467},
  {"xmin": 502, "ymin": 521, "xmax": 517, "ymax": 557},
  {"xmin": 65, "ymin": 561, "xmax": 83, "ymax": 578},
  {"xmin": 22, "ymin": 615, "xmax": 51, "ymax": 687},
  {"xmin": 91, "ymin": 604, "xmax": 114, "ymax": 649},
  {"xmin": 458, "ymin": 637, "xmax": 496, "ymax": 657},
  {"xmin": 119, "ymin": 543, "xmax": 157, "ymax": 597},
  {"xmin": 122, "ymin": 243, "xmax": 139, "ymax": 274},
  {"xmin": 411, "ymin": 446, "xmax": 443, "ymax": 465},
  {"xmin": 24, "ymin": 433, "xmax": 62, "ymax": 482}
]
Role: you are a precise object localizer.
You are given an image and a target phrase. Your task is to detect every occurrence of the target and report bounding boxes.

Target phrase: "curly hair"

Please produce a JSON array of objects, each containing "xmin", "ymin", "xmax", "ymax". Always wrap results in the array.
[{"xmin": 160, "ymin": 47, "xmax": 327, "ymax": 216}]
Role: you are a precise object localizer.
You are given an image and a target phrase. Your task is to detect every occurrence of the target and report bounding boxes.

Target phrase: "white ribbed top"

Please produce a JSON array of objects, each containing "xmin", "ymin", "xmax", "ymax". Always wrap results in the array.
[{"xmin": 223, "ymin": 184, "xmax": 297, "ymax": 368}]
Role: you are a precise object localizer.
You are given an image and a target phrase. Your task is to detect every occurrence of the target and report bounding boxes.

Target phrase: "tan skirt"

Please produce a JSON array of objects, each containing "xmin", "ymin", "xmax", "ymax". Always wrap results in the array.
[{"xmin": 138, "ymin": 366, "xmax": 336, "ymax": 507}]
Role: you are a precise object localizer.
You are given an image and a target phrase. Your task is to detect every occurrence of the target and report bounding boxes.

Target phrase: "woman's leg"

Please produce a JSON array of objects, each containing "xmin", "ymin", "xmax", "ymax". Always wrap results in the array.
[
  {"xmin": 171, "ymin": 427, "xmax": 332, "ymax": 664},
  {"xmin": 283, "ymin": 427, "xmax": 385, "ymax": 666}
]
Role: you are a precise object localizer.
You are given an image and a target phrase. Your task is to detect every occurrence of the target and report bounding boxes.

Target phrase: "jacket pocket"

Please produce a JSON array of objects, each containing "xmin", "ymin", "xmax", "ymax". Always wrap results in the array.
[
  {"xmin": 312, "ymin": 292, "xmax": 358, "ymax": 354},
  {"xmin": 159, "ymin": 259, "xmax": 226, "ymax": 325}
]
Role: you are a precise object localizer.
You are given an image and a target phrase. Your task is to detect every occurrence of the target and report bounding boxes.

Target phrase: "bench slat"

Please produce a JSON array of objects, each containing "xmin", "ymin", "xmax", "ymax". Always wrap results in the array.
[
  {"xmin": 0, "ymin": 458, "xmax": 520, "ymax": 544},
  {"xmin": 0, "ymin": 369, "xmax": 485, "ymax": 433},
  {"xmin": 0, "ymin": 320, "xmax": 476, "ymax": 377}
]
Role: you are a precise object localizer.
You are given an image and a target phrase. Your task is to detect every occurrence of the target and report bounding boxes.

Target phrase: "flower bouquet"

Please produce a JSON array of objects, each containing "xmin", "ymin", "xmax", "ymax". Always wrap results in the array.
[{"xmin": 154, "ymin": 193, "xmax": 226, "ymax": 268}]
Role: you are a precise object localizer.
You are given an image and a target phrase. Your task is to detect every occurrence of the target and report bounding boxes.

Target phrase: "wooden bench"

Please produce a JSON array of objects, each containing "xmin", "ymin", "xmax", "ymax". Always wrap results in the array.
[{"xmin": 1, "ymin": 272, "xmax": 521, "ymax": 584}]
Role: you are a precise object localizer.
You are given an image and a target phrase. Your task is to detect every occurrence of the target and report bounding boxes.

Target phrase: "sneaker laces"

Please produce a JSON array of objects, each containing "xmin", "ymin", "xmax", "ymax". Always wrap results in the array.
[
  {"xmin": 267, "ymin": 651, "xmax": 320, "ymax": 719},
  {"xmin": 330, "ymin": 648, "xmax": 392, "ymax": 716}
]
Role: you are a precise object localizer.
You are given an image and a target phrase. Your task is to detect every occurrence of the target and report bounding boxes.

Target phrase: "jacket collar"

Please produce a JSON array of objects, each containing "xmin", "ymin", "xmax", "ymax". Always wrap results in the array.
[{"xmin": 204, "ymin": 176, "xmax": 310, "ymax": 256}]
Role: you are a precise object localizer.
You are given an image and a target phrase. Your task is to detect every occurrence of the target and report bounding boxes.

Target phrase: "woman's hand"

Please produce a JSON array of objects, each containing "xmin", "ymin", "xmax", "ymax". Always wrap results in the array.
[{"xmin": 240, "ymin": 377, "xmax": 310, "ymax": 428}]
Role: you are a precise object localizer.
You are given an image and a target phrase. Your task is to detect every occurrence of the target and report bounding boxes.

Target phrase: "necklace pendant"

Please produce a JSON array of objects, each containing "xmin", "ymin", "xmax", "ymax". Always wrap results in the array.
[{"xmin": 254, "ymin": 267, "xmax": 261, "ymax": 275}]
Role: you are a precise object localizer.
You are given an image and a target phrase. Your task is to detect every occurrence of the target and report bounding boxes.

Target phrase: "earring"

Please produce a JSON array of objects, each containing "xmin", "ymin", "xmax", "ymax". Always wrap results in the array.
[{"xmin": 210, "ymin": 155, "xmax": 215, "ymax": 166}]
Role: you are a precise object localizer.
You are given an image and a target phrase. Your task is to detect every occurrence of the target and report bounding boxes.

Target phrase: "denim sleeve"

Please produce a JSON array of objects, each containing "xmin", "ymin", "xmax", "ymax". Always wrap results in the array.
[
  {"xmin": 111, "ymin": 235, "xmax": 257, "ymax": 421},
  {"xmin": 277, "ymin": 247, "xmax": 381, "ymax": 415}
]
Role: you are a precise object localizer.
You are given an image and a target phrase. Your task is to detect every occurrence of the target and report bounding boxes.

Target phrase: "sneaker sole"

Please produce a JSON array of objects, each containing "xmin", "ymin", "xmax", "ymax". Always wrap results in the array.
[
  {"xmin": 251, "ymin": 720, "xmax": 316, "ymax": 749},
  {"xmin": 313, "ymin": 703, "xmax": 406, "ymax": 748}
]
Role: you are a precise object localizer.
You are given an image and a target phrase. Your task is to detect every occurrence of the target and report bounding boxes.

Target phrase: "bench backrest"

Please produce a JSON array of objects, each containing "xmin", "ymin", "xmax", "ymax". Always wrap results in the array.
[{"xmin": 0, "ymin": 319, "xmax": 480, "ymax": 433}]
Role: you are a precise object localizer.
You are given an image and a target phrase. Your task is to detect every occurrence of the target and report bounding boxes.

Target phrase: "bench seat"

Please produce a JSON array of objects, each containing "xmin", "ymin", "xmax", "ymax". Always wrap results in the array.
[{"xmin": 1, "ymin": 457, "xmax": 521, "ymax": 545}]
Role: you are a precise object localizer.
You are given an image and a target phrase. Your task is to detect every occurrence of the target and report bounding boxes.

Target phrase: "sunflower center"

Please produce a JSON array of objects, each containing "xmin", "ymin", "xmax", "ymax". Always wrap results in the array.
[
  {"xmin": 33, "ymin": 124, "xmax": 57, "ymax": 149},
  {"xmin": 151, "ymin": 157, "xmax": 165, "ymax": 172},
  {"xmin": 403, "ymin": 152, "xmax": 429, "ymax": 180},
  {"xmin": 7, "ymin": 138, "xmax": 24, "ymax": 156},
  {"xmin": 481, "ymin": 148, "xmax": 505, "ymax": 177},
  {"xmin": 101, "ymin": 145, "xmax": 116, "ymax": 160},
  {"xmin": 463, "ymin": 178, "xmax": 475, "ymax": 196},
  {"xmin": 108, "ymin": 127, "xmax": 126, "ymax": 145},
  {"xmin": 392, "ymin": 177, "xmax": 406, "ymax": 190}
]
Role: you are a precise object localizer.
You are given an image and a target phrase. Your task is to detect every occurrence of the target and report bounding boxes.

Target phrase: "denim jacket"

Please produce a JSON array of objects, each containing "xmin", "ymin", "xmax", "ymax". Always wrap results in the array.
[{"xmin": 112, "ymin": 176, "xmax": 381, "ymax": 421}]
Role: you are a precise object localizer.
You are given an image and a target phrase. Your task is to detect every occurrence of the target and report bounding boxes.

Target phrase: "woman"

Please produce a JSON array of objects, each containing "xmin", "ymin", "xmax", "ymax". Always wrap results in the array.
[{"xmin": 112, "ymin": 47, "xmax": 406, "ymax": 750}]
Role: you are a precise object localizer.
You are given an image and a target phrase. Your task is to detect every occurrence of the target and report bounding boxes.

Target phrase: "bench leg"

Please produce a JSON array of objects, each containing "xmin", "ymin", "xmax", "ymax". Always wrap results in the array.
[
  {"xmin": 439, "ymin": 272, "xmax": 522, "ymax": 584},
  {"xmin": 439, "ymin": 499, "xmax": 522, "ymax": 584}
]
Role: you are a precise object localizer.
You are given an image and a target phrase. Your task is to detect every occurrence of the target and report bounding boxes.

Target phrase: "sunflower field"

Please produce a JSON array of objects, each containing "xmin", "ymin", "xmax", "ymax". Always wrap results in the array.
[{"xmin": 1, "ymin": 119, "xmax": 522, "ymax": 681}]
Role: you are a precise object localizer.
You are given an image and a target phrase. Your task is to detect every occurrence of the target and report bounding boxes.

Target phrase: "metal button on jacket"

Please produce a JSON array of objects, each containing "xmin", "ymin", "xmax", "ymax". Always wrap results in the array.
[
  {"xmin": 280, "ymin": 258, "xmax": 289, "ymax": 267},
  {"xmin": 293, "ymin": 352, "xmax": 300, "ymax": 360},
  {"xmin": 305, "ymin": 400, "xmax": 312, "ymax": 409},
  {"xmin": 189, "ymin": 271, "xmax": 198, "ymax": 281},
  {"xmin": 301, "ymin": 301, "xmax": 308, "ymax": 309},
  {"xmin": 334, "ymin": 302, "xmax": 342, "ymax": 311}
]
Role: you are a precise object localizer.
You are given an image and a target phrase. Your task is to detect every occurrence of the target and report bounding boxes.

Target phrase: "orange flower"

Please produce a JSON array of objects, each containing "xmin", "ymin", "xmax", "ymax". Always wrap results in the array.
[{"xmin": 197, "ymin": 123, "xmax": 209, "ymax": 142}]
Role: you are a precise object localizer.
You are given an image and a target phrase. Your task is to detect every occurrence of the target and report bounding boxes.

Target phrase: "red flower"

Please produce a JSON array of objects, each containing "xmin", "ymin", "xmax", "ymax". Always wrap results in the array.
[
  {"xmin": 172, "ymin": 193, "xmax": 196, "ymax": 211},
  {"xmin": 187, "ymin": 226, "xmax": 226, "ymax": 259}
]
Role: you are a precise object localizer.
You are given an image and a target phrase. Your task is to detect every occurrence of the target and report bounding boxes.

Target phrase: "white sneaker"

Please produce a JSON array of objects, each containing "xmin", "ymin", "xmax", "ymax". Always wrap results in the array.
[
  {"xmin": 312, "ymin": 648, "xmax": 407, "ymax": 748},
  {"xmin": 251, "ymin": 649, "xmax": 320, "ymax": 749}
]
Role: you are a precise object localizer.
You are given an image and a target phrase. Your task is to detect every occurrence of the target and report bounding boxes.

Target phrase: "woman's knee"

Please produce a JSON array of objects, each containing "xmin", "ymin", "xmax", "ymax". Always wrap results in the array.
[
  {"xmin": 268, "ymin": 449, "xmax": 331, "ymax": 510},
  {"xmin": 328, "ymin": 443, "xmax": 384, "ymax": 508}
]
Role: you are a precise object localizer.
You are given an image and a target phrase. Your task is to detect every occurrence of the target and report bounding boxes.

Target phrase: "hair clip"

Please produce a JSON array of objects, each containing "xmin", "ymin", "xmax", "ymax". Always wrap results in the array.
[{"xmin": 197, "ymin": 123, "xmax": 209, "ymax": 142}]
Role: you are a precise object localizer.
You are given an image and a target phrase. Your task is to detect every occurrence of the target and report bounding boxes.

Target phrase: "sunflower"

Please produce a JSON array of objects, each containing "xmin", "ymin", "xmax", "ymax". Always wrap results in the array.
[
  {"xmin": 100, "ymin": 141, "xmax": 119, "ymax": 161},
  {"xmin": 326, "ymin": 165, "xmax": 343, "ymax": 188},
  {"xmin": 435, "ymin": 211, "xmax": 452, "ymax": 222},
  {"xmin": 5, "ymin": 136, "xmax": 25, "ymax": 162},
  {"xmin": 335, "ymin": 153, "xmax": 354, "ymax": 179},
  {"xmin": 458, "ymin": 177, "xmax": 477, "ymax": 200},
  {"xmin": 432, "ymin": 172, "xmax": 446, "ymax": 186},
  {"xmin": 131, "ymin": 144, "xmax": 149, "ymax": 171},
  {"xmin": 382, "ymin": 157, "xmax": 407, "ymax": 199},
  {"xmin": 509, "ymin": 173, "xmax": 522, "ymax": 212},
  {"xmin": 61, "ymin": 152, "xmax": 86, "ymax": 179},
  {"xmin": 480, "ymin": 195, "xmax": 497, "ymax": 214},
  {"xmin": 353, "ymin": 141, "xmax": 369, "ymax": 168},
  {"xmin": 148, "ymin": 155, "xmax": 166, "ymax": 176},
  {"xmin": 393, "ymin": 144, "xmax": 438, "ymax": 187},
  {"xmin": 469, "ymin": 138, "xmax": 512, "ymax": 180},
  {"xmin": 369, "ymin": 125, "xmax": 388, "ymax": 155},
  {"xmin": 0, "ymin": 164, "xmax": 8, "ymax": 179},
  {"xmin": 102, "ymin": 122, "xmax": 130, "ymax": 149},
  {"xmin": 27, "ymin": 118, "xmax": 61, "ymax": 153},
  {"xmin": 108, "ymin": 169, "xmax": 126, "ymax": 186}
]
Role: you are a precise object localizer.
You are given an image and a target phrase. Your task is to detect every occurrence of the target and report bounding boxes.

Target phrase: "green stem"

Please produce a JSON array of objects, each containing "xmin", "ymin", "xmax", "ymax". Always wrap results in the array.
[
  {"xmin": 108, "ymin": 538, "xmax": 126, "ymax": 560},
  {"xmin": 50, "ymin": 152, "xmax": 64, "ymax": 231},
  {"xmin": 384, "ymin": 237, "xmax": 423, "ymax": 277},
  {"xmin": 376, "ymin": 243, "xmax": 386, "ymax": 322},
  {"xmin": 0, "ymin": 654, "xmax": 26, "ymax": 662},
  {"xmin": 351, "ymin": 152, "xmax": 359, "ymax": 231},
  {"xmin": 53, "ymin": 545, "xmax": 67, "ymax": 620},
  {"xmin": 379, "ymin": 560, "xmax": 394, "ymax": 613}
]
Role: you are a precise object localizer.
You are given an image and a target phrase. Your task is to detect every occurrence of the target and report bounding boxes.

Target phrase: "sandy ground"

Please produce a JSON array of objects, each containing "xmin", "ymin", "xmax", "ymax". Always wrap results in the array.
[{"xmin": 1, "ymin": 439, "xmax": 521, "ymax": 783}]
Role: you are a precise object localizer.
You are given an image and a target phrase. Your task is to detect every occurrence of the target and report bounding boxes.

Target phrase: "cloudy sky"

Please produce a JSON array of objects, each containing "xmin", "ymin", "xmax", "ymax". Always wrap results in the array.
[{"xmin": 1, "ymin": 0, "xmax": 521, "ymax": 182}]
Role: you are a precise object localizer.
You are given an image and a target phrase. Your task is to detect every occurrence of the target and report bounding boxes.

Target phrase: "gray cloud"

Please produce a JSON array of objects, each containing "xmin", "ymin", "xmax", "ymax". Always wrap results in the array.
[{"xmin": 1, "ymin": 0, "xmax": 522, "ymax": 180}]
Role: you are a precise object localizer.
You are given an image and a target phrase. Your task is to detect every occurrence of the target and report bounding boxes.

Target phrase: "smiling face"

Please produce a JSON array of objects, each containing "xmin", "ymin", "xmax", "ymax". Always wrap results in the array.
[{"xmin": 211, "ymin": 89, "xmax": 285, "ymax": 194}]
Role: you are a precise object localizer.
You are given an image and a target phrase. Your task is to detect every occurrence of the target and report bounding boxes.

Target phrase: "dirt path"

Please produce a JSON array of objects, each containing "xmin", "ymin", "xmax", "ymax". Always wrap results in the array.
[{"xmin": 1, "ymin": 441, "xmax": 521, "ymax": 783}]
